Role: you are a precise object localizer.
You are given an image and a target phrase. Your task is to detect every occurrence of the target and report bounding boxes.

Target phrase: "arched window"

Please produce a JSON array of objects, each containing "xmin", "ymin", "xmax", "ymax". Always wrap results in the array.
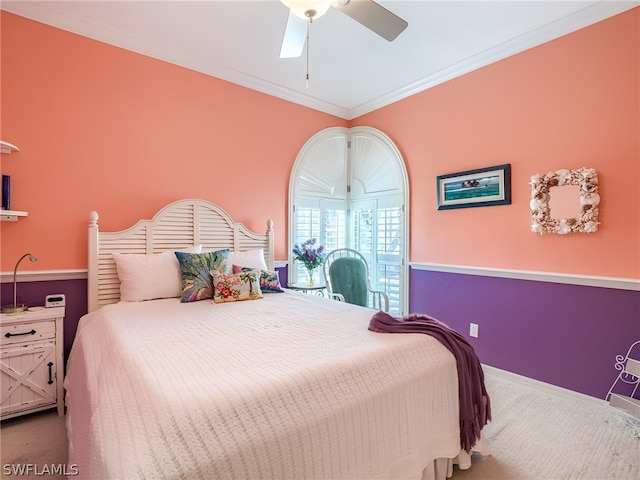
[{"xmin": 289, "ymin": 126, "xmax": 409, "ymax": 315}]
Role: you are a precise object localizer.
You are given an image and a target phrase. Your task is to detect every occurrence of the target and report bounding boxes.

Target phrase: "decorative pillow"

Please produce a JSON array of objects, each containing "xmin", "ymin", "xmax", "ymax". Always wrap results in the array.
[
  {"xmin": 211, "ymin": 270, "xmax": 263, "ymax": 303},
  {"xmin": 175, "ymin": 249, "xmax": 230, "ymax": 302},
  {"xmin": 227, "ymin": 249, "xmax": 268, "ymax": 272},
  {"xmin": 232, "ymin": 264, "xmax": 284, "ymax": 293},
  {"xmin": 113, "ymin": 245, "xmax": 202, "ymax": 302}
]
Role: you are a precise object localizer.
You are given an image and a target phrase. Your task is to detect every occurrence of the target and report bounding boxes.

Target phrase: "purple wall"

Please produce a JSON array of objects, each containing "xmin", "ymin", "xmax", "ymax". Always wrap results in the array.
[
  {"xmin": 278, "ymin": 266, "xmax": 289, "ymax": 288},
  {"xmin": 1, "ymin": 279, "xmax": 87, "ymax": 364},
  {"xmin": 409, "ymin": 268, "xmax": 640, "ymax": 400}
]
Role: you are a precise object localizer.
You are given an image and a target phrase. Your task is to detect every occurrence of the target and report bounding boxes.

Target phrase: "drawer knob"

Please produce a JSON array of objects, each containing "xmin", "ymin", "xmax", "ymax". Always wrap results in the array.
[{"xmin": 4, "ymin": 329, "xmax": 36, "ymax": 338}]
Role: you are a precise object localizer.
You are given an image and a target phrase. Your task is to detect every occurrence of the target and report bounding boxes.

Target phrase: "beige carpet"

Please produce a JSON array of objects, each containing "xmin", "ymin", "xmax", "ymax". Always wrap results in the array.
[
  {"xmin": 1, "ymin": 367, "xmax": 638, "ymax": 479},
  {"xmin": 454, "ymin": 367, "xmax": 640, "ymax": 480},
  {"xmin": 1, "ymin": 408, "xmax": 67, "ymax": 479}
]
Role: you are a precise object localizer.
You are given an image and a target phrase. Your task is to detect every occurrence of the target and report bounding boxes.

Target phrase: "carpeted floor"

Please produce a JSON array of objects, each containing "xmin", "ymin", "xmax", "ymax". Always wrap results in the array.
[
  {"xmin": 1, "ymin": 367, "xmax": 638, "ymax": 479},
  {"xmin": 453, "ymin": 367, "xmax": 640, "ymax": 480},
  {"xmin": 1, "ymin": 408, "xmax": 67, "ymax": 479}
]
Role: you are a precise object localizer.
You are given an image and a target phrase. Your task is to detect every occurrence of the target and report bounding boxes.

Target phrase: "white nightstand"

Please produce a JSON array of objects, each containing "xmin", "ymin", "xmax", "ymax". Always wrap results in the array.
[{"xmin": 1, "ymin": 307, "xmax": 65, "ymax": 419}]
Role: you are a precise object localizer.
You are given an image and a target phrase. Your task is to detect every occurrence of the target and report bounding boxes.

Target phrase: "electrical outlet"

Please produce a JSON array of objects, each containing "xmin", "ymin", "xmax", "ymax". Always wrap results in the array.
[{"xmin": 470, "ymin": 323, "xmax": 479, "ymax": 338}]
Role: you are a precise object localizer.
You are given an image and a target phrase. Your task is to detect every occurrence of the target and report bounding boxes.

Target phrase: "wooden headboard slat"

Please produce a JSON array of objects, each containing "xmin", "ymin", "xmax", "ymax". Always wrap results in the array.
[{"xmin": 88, "ymin": 199, "xmax": 274, "ymax": 312}]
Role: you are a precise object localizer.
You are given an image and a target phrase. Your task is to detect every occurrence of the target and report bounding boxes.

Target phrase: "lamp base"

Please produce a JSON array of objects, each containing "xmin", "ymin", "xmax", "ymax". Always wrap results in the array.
[{"xmin": 1, "ymin": 304, "xmax": 29, "ymax": 314}]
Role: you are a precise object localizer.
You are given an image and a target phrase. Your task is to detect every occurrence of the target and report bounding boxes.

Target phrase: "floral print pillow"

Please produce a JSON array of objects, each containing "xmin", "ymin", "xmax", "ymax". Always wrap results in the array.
[
  {"xmin": 232, "ymin": 265, "xmax": 284, "ymax": 293},
  {"xmin": 175, "ymin": 249, "xmax": 230, "ymax": 302},
  {"xmin": 211, "ymin": 270, "xmax": 263, "ymax": 303}
]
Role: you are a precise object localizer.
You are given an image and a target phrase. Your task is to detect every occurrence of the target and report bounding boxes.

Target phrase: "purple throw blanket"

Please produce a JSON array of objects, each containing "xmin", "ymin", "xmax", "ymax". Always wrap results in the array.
[{"xmin": 369, "ymin": 311, "xmax": 491, "ymax": 453}]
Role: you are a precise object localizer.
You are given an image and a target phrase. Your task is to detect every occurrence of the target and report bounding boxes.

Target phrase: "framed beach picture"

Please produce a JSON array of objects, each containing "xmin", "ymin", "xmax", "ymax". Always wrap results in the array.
[{"xmin": 436, "ymin": 164, "xmax": 511, "ymax": 210}]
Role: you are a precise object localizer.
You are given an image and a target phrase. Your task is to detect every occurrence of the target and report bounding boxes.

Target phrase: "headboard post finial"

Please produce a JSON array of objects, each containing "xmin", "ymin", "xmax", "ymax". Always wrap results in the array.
[{"xmin": 89, "ymin": 211, "xmax": 99, "ymax": 227}]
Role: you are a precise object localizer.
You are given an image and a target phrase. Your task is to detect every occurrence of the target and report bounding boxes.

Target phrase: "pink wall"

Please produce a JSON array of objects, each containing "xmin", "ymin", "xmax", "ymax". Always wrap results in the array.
[
  {"xmin": 0, "ymin": 12, "xmax": 347, "ymax": 271},
  {"xmin": 2, "ymin": 9, "xmax": 638, "ymax": 280},
  {"xmin": 354, "ymin": 8, "xmax": 639, "ymax": 279}
]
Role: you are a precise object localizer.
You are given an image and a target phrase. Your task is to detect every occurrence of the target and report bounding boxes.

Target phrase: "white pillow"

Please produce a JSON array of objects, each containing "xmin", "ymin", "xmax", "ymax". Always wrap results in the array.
[
  {"xmin": 227, "ymin": 248, "xmax": 268, "ymax": 272},
  {"xmin": 113, "ymin": 245, "xmax": 202, "ymax": 302}
]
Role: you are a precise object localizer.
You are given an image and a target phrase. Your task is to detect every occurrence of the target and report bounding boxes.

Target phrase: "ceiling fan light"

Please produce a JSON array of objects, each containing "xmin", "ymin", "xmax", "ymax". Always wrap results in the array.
[{"xmin": 281, "ymin": 0, "xmax": 332, "ymax": 20}]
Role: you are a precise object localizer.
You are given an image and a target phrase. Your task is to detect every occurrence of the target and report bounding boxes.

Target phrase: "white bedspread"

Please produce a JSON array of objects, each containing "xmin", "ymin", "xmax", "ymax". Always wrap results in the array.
[{"xmin": 65, "ymin": 292, "xmax": 470, "ymax": 479}]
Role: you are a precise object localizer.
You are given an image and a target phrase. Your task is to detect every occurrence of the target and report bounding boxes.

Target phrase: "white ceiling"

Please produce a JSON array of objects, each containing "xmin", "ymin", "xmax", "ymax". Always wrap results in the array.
[{"xmin": 3, "ymin": 1, "xmax": 637, "ymax": 119}]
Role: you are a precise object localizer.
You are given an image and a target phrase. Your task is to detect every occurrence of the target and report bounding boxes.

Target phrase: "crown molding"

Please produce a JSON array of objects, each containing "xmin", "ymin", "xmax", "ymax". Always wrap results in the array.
[
  {"xmin": 346, "ymin": 1, "xmax": 639, "ymax": 119},
  {"xmin": 3, "ymin": 1, "xmax": 636, "ymax": 121}
]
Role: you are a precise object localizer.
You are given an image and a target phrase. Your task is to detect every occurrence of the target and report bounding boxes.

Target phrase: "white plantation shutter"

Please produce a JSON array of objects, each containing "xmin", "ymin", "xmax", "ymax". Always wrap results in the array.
[
  {"xmin": 292, "ymin": 131, "xmax": 348, "ymax": 199},
  {"xmin": 375, "ymin": 200, "xmax": 403, "ymax": 313},
  {"xmin": 293, "ymin": 197, "xmax": 346, "ymax": 284},
  {"xmin": 351, "ymin": 196, "xmax": 403, "ymax": 315},
  {"xmin": 290, "ymin": 127, "xmax": 408, "ymax": 314},
  {"xmin": 349, "ymin": 131, "xmax": 404, "ymax": 198}
]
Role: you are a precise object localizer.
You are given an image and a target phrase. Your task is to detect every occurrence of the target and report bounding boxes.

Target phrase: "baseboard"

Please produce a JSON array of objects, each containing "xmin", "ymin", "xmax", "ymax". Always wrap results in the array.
[{"xmin": 482, "ymin": 364, "xmax": 609, "ymax": 407}]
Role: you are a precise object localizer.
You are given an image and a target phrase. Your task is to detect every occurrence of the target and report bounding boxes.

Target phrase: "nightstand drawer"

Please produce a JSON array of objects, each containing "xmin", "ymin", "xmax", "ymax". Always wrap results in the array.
[{"xmin": 1, "ymin": 320, "xmax": 56, "ymax": 345}]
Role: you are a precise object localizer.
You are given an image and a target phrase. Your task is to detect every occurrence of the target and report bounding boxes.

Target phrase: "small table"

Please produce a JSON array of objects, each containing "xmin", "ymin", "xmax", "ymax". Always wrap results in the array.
[
  {"xmin": 1, "ymin": 307, "xmax": 65, "ymax": 419},
  {"xmin": 288, "ymin": 283, "xmax": 326, "ymax": 296}
]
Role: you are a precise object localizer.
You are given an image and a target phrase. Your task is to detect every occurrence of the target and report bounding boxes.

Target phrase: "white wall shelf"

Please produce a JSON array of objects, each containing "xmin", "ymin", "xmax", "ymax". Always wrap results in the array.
[
  {"xmin": 0, "ymin": 141, "xmax": 19, "ymax": 154},
  {"xmin": 1, "ymin": 140, "xmax": 27, "ymax": 219},
  {"xmin": 0, "ymin": 210, "xmax": 28, "ymax": 222}
]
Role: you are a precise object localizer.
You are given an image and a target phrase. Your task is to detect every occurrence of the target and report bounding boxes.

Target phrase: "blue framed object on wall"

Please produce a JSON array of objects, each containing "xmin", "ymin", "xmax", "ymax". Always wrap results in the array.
[{"xmin": 436, "ymin": 164, "xmax": 511, "ymax": 210}]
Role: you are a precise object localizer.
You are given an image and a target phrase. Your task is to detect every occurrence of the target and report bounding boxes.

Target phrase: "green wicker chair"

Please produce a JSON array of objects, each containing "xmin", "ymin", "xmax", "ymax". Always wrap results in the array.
[{"xmin": 323, "ymin": 248, "xmax": 389, "ymax": 312}]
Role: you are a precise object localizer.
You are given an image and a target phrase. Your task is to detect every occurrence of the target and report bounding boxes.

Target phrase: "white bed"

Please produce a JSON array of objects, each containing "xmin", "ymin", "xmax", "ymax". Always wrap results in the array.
[{"xmin": 65, "ymin": 199, "xmax": 487, "ymax": 479}]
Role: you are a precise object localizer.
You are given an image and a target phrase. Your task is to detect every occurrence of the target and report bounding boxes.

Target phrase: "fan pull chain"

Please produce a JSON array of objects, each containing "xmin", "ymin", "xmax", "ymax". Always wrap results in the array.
[{"xmin": 306, "ymin": 19, "xmax": 311, "ymax": 88}]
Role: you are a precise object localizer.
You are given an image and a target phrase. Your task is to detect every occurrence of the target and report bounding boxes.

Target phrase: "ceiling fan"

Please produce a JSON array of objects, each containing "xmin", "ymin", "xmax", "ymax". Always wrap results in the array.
[{"xmin": 279, "ymin": 0, "xmax": 408, "ymax": 59}]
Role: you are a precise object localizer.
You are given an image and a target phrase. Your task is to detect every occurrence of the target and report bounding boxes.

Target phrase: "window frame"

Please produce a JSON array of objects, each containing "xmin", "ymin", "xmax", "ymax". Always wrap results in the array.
[{"xmin": 288, "ymin": 126, "xmax": 409, "ymax": 315}]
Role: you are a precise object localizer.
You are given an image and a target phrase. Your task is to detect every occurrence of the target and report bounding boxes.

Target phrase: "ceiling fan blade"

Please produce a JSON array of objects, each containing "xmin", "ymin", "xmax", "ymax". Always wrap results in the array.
[
  {"xmin": 280, "ymin": 11, "xmax": 307, "ymax": 58},
  {"xmin": 333, "ymin": 0, "xmax": 407, "ymax": 41}
]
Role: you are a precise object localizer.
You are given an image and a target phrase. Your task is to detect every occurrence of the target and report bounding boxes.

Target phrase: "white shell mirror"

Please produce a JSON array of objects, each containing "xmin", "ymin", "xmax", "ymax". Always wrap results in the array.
[{"xmin": 530, "ymin": 167, "xmax": 600, "ymax": 234}]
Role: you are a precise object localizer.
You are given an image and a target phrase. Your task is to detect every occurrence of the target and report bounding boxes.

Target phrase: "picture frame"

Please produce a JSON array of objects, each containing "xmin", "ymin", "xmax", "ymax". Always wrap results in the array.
[
  {"xmin": 529, "ymin": 167, "xmax": 599, "ymax": 234},
  {"xmin": 436, "ymin": 164, "xmax": 511, "ymax": 210}
]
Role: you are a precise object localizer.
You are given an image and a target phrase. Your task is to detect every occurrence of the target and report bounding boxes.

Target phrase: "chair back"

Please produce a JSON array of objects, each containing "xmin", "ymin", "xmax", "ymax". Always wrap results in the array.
[
  {"xmin": 328, "ymin": 256, "xmax": 368, "ymax": 307},
  {"xmin": 323, "ymin": 248, "xmax": 389, "ymax": 312}
]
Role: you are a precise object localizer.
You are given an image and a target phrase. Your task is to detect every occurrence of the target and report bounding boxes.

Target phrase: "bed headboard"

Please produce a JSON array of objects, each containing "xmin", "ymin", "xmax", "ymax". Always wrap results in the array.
[{"xmin": 88, "ymin": 198, "xmax": 274, "ymax": 312}]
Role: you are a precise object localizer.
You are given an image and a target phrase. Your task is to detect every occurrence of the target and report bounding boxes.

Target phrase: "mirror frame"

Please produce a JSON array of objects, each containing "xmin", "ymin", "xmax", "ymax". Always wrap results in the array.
[{"xmin": 530, "ymin": 167, "xmax": 600, "ymax": 234}]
